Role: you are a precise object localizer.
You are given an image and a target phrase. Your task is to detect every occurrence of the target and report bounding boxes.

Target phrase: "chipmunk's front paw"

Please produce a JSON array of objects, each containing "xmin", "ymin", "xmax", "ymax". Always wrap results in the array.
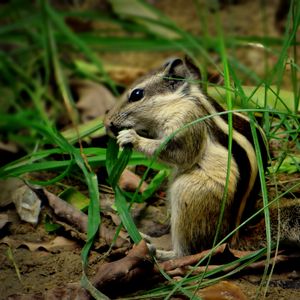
[{"xmin": 117, "ymin": 129, "xmax": 139, "ymax": 148}]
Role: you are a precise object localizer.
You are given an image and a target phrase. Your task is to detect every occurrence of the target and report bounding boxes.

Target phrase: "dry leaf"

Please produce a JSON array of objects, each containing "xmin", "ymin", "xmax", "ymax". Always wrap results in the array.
[
  {"xmin": 119, "ymin": 169, "xmax": 148, "ymax": 193},
  {"xmin": 0, "ymin": 178, "xmax": 42, "ymax": 224},
  {"xmin": 12, "ymin": 185, "xmax": 41, "ymax": 224},
  {"xmin": 92, "ymin": 240, "xmax": 153, "ymax": 297},
  {"xmin": 0, "ymin": 236, "xmax": 78, "ymax": 252},
  {"xmin": 0, "ymin": 178, "xmax": 24, "ymax": 207},
  {"xmin": 44, "ymin": 189, "xmax": 88, "ymax": 233},
  {"xmin": 0, "ymin": 213, "xmax": 9, "ymax": 229},
  {"xmin": 72, "ymin": 79, "xmax": 116, "ymax": 122},
  {"xmin": 197, "ymin": 281, "xmax": 248, "ymax": 300}
]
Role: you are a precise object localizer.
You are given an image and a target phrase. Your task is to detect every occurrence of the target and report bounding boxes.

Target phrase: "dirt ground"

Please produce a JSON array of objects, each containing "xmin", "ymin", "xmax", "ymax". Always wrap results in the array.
[
  {"xmin": 1, "ymin": 187, "xmax": 300, "ymax": 299},
  {"xmin": 1, "ymin": 0, "xmax": 300, "ymax": 299}
]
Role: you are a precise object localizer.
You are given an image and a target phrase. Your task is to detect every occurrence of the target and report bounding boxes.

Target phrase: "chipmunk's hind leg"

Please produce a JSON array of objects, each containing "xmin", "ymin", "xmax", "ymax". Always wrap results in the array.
[{"xmin": 169, "ymin": 169, "xmax": 233, "ymax": 257}]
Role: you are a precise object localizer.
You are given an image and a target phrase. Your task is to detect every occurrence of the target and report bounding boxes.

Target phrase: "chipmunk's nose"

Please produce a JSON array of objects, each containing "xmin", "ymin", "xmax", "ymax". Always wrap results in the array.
[{"xmin": 107, "ymin": 121, "xmax": 120, "ymax": 136}]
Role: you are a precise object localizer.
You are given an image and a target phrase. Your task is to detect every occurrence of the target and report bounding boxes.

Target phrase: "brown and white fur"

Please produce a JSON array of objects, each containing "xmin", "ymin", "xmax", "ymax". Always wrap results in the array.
[{"xmin": 105, "ymin": 57, "xmax": 268, "ymax": 257}]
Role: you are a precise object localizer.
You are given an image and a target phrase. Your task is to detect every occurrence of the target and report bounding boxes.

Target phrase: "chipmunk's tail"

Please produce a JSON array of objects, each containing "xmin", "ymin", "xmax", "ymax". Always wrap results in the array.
[{"xmin": 236, "ymin": 199, "xmax": 300, "ymax": 250}]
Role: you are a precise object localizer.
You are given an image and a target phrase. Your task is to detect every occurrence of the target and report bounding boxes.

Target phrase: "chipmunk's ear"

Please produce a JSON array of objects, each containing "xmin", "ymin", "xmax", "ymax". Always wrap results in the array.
[
  {"xmin": 163, "ymin": 58, "xmax": 184, "ymax": 77},
  {"xmin": 163, "ymin": 57, "xmax": 202, "ymax": 82},
  {"xmin": 184, "ymin": 56, "xmax": 202, "ymax": 81}
]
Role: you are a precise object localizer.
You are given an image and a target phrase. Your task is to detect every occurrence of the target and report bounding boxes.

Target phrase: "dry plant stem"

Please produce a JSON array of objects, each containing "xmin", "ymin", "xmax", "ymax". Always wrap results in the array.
[
  {"xmin": 91, "ymin": 240, "xmax": 154, "ymax": 296},
  {"xmin": 83, "ymin": 243, "xmax": 297, "ymax": 296},
  {"xmin": 161, "ymin": 251, "xmax": 298, "ymax": 278},
  {"xmin": 159, "ymin": 244, "xmax": 228, "ymax": 272},
  {"xmin": 44, "ymin": 189, "xmax": 130, "ymax": 250},
  {"xmin": 44, "ymin": 189, "xmax": 88, "ymax": 232},
  {"xmin": 245, "ymin": 254, "xmax": 290, "ymax": 270},
  {"xmin": 55, "ymin": 220, "xmax": 88, "ymax": 241},
  {"xmin": 166, "ymin": 264, "xmax": 239, "ymax": 277}
]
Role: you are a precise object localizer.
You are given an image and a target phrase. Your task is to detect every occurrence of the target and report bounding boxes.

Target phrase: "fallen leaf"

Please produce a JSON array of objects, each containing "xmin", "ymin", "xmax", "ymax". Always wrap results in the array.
[
  {"xmin": 105, "ymin": 211, "xmax": 121, "ymax": 226},
  {"xmin": 92, "ymin": 240, "xmax": 154, "ymax": 297},
  {"xmin": 44, "ymin": 189, "xmax": 89, "ymax": 232},
  {"xmin": 72, "ymin": 79, "xmax": 116, "ymax": 122},
  {"xmin": 44, "ymin": 189, "xmax": 131, "ymax": 250},
  {"xmin": 0, "ymin": 178, "xmax": 43, "ymax": 224},
  {"xmin": 12, "ymin": 185, "xmax": 41, "ymax": 224},
  {"xmin": 119, "ymin": 168, "xmax": 148, "ymax": 193},
  {"xmin": 0, "ymin": 236, "xmax": 78, "ymax": 252},
  {"xmin": 0, "ymin": 213, "xmax": 9, "ymax": 229},
  {"xmin": 197, "ymin": 281, "xmax": 248, "ymax": 300},
  {"xmin": 0, "ymin": 178, "xmax": 24, "ymax": 207},
  {"xmin": 59, "ymin": 187, "xmax": 90, "ymax": 211}
]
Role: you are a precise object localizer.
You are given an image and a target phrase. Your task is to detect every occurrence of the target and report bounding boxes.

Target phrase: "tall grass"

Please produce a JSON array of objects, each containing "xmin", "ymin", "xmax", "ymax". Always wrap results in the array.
[{"xmin": 0, "ymin": 0, "xmax": 299, "ymax": 299}]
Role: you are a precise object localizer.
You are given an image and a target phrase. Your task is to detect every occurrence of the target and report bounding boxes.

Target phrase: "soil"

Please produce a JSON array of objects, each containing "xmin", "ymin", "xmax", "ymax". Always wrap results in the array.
[
  {"xmin": 1, "ymin": 186, "xmax": 300, "ymax": 299},
  {"xmin": 1, "ymin": 0, "xmax": 300, "ymax": 299}
]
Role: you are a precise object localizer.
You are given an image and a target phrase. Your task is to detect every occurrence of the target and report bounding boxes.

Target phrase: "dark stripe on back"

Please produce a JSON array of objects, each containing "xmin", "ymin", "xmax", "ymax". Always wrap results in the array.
[
  {"xmin": 207, "ymin": 119, "xmax": 254, "ymax": 229},
  {"xmin": 206, "ymin": 95, "xmax": 268, "ymax": 226},
  {"xmin": 206, "ymin": 96, "xmax": 253, "ymax": 140},
  {"xmin": 191, "ymin": 93, "xmax": 266, "ymax": 225},
  {"xmin": 206, "ymin": 95, "xmax": 267, "ymax": 166}
]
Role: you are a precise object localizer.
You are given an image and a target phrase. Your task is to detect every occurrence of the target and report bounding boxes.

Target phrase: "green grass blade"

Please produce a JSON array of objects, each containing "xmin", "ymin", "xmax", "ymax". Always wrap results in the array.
[
  {"xmin": 109, "ymin": 147, "xmax": 133, "ymax": 189},
  {"xmin": 114, "ymin": 186, "xmax": 141, "ymax": 243},
  {"xmin": 106, "ymin": 138, "xmax": 141, "ymax": 244},
  {"xmin": 44, "ymin": 2, "xmax": 117, "ymax": 94},
  {"xmin": 141, "ymin": 169, "xmax": 168, "ymax": 201}
]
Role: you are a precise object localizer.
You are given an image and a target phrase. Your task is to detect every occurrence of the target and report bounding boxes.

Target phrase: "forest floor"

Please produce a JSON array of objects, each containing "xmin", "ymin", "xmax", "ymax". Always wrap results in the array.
[{"xmin": 0, "ymin": 0, "xmax": 299, "ymax": 299}]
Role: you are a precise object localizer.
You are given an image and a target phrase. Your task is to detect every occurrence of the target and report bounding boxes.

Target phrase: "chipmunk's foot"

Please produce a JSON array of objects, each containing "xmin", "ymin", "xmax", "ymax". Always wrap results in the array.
[
  {"xmin": 117, "ymin": 129, "xmax": 139, "ymax": 148},
  {"xmin": 140, "ymin": 232, "xmax": 176, "ymax": 261}
]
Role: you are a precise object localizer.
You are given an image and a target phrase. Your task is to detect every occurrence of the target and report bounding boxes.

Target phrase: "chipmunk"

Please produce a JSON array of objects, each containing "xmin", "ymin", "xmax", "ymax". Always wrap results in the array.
[{"xmin": 104, "ymin": 57, "xmax": 298, "ymax": 257}]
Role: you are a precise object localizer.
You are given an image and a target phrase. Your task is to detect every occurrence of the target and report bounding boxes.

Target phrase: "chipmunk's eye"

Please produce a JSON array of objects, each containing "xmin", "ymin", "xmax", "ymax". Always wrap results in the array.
[{"xmin": 128, "ymin": 88, "xmax": 144, "ymax": 102}]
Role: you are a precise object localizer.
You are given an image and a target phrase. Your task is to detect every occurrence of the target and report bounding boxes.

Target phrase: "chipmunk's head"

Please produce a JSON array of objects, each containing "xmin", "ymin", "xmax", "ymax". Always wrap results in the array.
[{"xmin": 104, "ymin": 57, "xmax": 202, "ymax": 138}]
